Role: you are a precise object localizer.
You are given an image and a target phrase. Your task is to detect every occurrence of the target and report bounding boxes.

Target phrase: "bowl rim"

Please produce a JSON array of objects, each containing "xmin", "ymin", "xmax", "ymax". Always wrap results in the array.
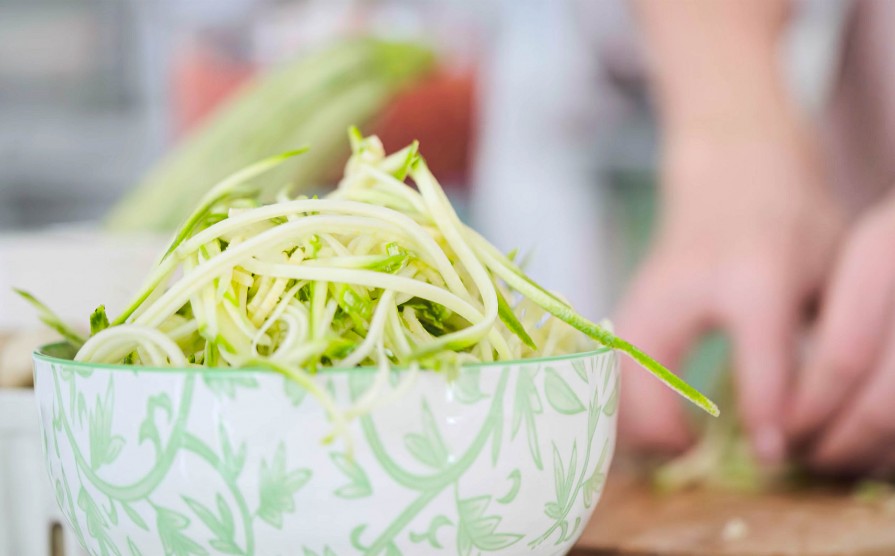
[{"xmin": 33, "ymin": 342, "xmax": 613, "ymax": 375}]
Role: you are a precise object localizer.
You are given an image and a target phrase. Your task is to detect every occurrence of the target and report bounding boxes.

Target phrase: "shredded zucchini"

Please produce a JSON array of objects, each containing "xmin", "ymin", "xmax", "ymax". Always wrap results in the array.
[{"xmin": 23, "ymin": 130, "xmax": 718, "ymax": 445}]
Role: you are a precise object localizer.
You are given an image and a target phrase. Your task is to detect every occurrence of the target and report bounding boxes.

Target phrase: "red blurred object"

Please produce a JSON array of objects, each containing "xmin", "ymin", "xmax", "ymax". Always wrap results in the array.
[
  {"xmin": 170, "ymin": 40, "xmax": 476, "ymax": 186},
  {"xmin": 369, "ymin": 69, "xmax": 476, "ymax": 188},
  {"xmin": 171, "ymin": 39, "xmax": 256, "ymax": 137}
]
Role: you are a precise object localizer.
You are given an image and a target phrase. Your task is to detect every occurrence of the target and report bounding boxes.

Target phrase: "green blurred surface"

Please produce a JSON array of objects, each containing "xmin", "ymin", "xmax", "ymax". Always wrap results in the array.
[{"xmin": 107, "ymin": 39, "xmax": 435, "ymax": 232}]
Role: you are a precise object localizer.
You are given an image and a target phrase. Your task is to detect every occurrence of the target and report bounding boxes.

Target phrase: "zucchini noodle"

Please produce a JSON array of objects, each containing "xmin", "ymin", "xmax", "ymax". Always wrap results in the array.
[{"xmin": 23, "ymin": 129, "xmax": 718, "ymax": 448}]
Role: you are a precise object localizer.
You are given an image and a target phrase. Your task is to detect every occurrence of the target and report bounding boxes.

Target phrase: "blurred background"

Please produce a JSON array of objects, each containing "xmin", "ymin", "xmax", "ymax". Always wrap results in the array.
[
  {"xmin": 0, "ymin": 0, "xmax": 861, "ymax": 554},
  {"xmin": 0, "ymin": 0, "xmax": 850, "ymax": 314}
]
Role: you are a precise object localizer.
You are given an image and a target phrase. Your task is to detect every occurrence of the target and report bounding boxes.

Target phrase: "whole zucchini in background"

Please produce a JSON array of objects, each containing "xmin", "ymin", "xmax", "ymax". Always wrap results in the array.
[{"xmin": 106, "ymin": 38, "xmax": 435, "ymax": 232}]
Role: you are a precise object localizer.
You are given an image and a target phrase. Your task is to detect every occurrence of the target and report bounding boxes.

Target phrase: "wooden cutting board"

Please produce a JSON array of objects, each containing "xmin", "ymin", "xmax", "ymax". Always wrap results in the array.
[{"xmin": 571, "ymin": 469, "xmax": 895, "ymax": 556}]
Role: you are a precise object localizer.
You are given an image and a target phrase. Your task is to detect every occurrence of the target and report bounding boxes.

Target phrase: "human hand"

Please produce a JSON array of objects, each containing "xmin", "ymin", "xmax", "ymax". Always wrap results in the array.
[
  {"xmin": 616, "ymin": 125, "xmax": 844, "ymax": 463},
  {"xmin": 786, "ymin": 192, "xmax": 895, "ymax": 475}
]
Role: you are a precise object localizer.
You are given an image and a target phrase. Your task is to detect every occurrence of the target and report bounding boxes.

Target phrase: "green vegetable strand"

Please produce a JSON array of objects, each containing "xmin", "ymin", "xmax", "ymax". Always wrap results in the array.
[{"xmin": 27, "ymin": 129, "xmax": 718, "ymax": 447}]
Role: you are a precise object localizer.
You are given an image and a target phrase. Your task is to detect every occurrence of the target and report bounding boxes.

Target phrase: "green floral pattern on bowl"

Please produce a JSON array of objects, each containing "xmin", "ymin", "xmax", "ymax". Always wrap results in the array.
[{"xmin": 33, "ymin": 347, "xmax": 618, "ymax": 556}]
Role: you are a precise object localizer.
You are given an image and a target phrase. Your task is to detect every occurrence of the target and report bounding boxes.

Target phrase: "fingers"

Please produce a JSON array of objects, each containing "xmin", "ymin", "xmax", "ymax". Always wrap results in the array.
[
  {"xmin": 719, "ymin": 258, "xmax": 799, "ymax": 465},
  {"xmin": 787, "ymin": 206, "xmax": 895, "ymax": 445},
  {"xmin": 616, "ymin": 258, "xmax": 711, "ymax": 454},
  {"xmin": 807, "ymin": 321, "xmax": 895, "ymax": 474}
]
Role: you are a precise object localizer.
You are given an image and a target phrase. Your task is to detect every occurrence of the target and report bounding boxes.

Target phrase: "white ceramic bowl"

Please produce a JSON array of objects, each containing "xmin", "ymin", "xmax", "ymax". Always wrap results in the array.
[{"xmin": 33, "ymin": 345, "xmax": 618, "ymax": 556}]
